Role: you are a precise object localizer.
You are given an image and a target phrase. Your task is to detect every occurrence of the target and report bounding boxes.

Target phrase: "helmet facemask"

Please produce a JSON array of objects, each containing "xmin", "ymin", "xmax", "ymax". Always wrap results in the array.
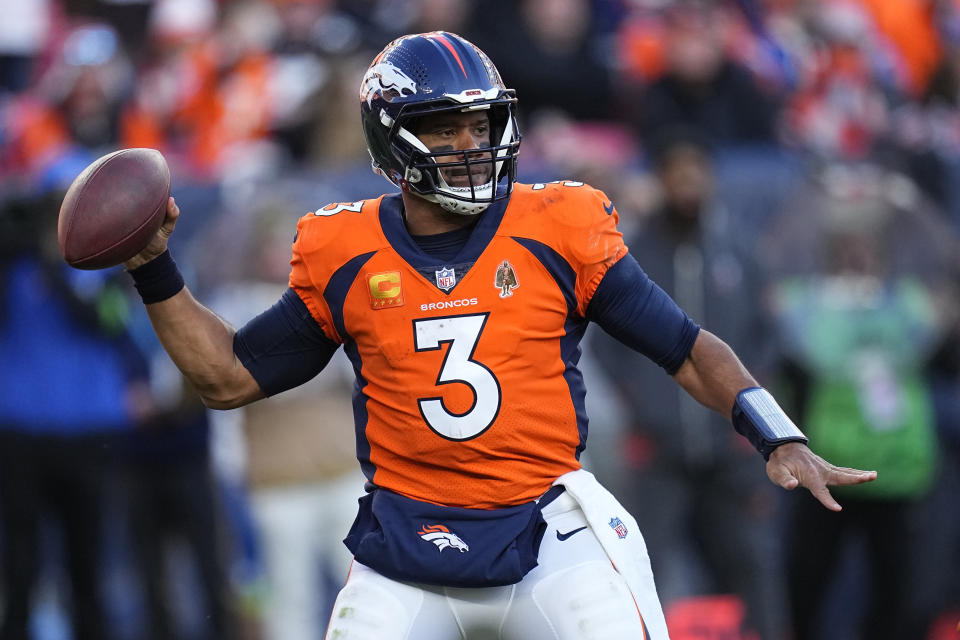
[{"xmin": 386, "ymin": 101, "xmax": 519, "ymax": 216}]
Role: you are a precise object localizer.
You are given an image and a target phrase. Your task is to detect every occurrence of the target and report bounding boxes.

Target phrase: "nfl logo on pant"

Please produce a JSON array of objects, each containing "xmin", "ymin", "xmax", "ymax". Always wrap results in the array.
[{"xmin": 609, "ymin": 517, "xmax": 628, "ymax": 539}]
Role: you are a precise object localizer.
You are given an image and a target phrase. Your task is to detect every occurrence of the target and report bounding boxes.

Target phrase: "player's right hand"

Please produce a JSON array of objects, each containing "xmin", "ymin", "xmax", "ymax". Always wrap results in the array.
[{"xmin": 124, "ymin": 197, "xmax": 179, "ymax": 270}]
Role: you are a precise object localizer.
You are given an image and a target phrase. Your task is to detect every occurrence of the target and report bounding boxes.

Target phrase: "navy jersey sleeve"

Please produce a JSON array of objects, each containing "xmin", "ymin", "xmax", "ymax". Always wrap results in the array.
[
  {"xmin": 586, "ymin": 253, "xmax": 700, "ymax": 375},
  {"xmin": 233, "ymin": 288, "xmax": 340, "ymax": 397}
]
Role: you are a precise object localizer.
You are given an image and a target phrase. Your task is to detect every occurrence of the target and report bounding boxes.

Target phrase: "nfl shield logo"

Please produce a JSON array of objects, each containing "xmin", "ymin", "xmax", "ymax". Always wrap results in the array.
[
  {"xmin": 435, "ymin": 267, "xmax": 456, "ymax": 291},
  {"xmin": 609, "ymin": 517, "xmax": 628, "ymax": 539}
]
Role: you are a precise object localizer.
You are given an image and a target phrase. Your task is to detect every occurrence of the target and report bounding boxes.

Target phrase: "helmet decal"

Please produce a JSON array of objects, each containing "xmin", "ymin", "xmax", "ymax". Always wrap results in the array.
[
  {"xmin": 424, "ymin": 33, "xmax": 467, "ymax": 78},
  {"xmin": 361, "ymin": 61, "xmax": 418, "ymax": 107}
]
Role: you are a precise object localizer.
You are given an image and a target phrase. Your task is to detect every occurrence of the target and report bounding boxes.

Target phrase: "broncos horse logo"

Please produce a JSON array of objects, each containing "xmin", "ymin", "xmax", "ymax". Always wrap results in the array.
[
  {"xmin": 362, "ymin": 61, "xmax": 418, "ymax": 106},
  {"xmin": 418, "ymin": 524, "xmax": 469, "ymax": 553}
]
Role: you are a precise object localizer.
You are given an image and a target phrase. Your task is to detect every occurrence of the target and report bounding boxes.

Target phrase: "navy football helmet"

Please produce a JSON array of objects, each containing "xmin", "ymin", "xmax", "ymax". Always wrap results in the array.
[{"xmin": 360, "ymin": 32, "xmax": 521, "ymax": 215}]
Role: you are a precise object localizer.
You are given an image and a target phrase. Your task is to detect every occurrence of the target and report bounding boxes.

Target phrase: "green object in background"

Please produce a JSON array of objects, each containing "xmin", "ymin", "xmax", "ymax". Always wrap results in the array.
[
  {"xmin": 95, "ymin": 282, "xmax": 132, "ymax": 336},
  {"xmin": 775, "ymin": 276, "xmax": 940, "ymax": 499},
  {"xmin": 806, "ymin": 377, "xmax": 936, "ymax": 499}
]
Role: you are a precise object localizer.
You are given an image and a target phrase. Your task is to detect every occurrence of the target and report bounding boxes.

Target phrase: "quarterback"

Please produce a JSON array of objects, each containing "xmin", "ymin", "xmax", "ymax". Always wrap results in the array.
[{"xmin": 123, "ymin": 32, "xmax": 876, "ymax": 639}]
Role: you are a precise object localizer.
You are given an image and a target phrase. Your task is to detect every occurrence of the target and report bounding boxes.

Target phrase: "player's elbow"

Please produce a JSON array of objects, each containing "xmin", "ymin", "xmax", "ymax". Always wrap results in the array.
[
  {"xmin": 194, "ymin": 373, "xmax": 263, "ymax": 410},
  {"xmin": 199, "ymin": 392, "xmax": 247, "ymax": 410}
]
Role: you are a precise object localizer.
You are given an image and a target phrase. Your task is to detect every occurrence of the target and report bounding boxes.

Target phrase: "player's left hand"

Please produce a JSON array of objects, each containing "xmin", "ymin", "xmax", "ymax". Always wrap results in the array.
[{"xmin": 765, "ymin": 442, "xmax": 877, "ymax": 511}]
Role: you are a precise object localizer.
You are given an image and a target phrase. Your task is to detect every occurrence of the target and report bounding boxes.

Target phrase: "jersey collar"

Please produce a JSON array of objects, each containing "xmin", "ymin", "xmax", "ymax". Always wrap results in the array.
[{"xmin": 378, "ymin": 193, "xmax": 510, "ymax": 271}]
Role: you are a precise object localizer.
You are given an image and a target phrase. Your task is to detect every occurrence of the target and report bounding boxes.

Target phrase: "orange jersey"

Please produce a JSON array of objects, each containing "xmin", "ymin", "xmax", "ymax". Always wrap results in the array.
[{"xmin": 289, "ymin": 182, "xmax": 627, "ymax": 508}]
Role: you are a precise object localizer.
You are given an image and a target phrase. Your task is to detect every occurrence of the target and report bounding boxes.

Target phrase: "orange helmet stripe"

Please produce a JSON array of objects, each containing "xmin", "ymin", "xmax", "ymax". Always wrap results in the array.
[{"xmin": 426, "ymin": 33, "xmax": 467, "ymax": 78}]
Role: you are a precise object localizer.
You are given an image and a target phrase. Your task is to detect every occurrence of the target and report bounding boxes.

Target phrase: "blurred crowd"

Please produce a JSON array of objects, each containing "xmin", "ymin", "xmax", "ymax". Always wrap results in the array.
[{"xmin": 1, "ymin": 0, "xmax": 960, "ymax": 639}]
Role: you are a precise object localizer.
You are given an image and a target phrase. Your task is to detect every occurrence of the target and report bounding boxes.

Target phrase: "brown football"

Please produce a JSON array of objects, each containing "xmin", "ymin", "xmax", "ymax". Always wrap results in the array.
[{"xmin": 57, "ymin": 148, "xmax": 170, "ymax": 270}]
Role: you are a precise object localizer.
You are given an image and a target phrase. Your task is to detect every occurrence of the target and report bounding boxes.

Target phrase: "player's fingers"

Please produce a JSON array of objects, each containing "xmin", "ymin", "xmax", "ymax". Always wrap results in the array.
[
  {"xmin": 164, "ymin": 196, "xmax": 179, "ymax": 225},
  {"xmin": 825, "ymin": 466, "xmax": 877, "ymax": 486},
  {"xmin": 807, "ymin": 482, "xmax": 842, "ymax": 512},
  {"xmin": 769, "ymin": 457, "xmax": 842, "ymax": 510},
  {"xmin": 766, "ymin": 462, "xmax": 800, "ymax": 491},
  {"xmin": 159, "ymin": 197, "xmax": 179, "ymax": 237},
  {"xmin": 805, "ymin": 464, "xmax": 873, "ymax": 511}
]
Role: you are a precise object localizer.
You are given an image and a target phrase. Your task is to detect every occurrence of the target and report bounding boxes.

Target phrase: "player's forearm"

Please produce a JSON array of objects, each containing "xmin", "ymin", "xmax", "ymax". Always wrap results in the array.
[
  {"xmin": 143, "ymin": 286, "xmax": 263, "ymax": 409},
  {"xmin": 672, "ymin": 329, "xmax": 757, "ymax": 416}
]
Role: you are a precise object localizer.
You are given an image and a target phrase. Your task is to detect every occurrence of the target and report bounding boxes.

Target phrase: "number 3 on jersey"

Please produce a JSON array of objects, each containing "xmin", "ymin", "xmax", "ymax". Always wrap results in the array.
[{"xmin": 413, "ymin": 313, "xmax": 502, "ymax": 440}]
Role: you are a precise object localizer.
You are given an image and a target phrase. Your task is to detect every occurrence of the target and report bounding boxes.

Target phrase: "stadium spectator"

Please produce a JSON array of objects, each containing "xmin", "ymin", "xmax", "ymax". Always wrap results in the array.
[
  {"xmin": 120, "ymin": 0, "xmax": 371, "ymax": 177},
  {"xmin": 855, "ymin": 0, "xmax": 942, "ymax": 98},
  {"xmin": 467, "ymin": 0, "xmax": 618, "ymax": 124},
  {"xmin": 204, "ymin": 201, "xmax": 362, "ymax": 640},
  {"xmin": 631, "ymin": 0, "xmax": 782, "ymax": 152},
  {"xmin": 0, "ymin": 0, "xmax": 53, "ymax": 94},
  {"xmin": 761, "ymin": 163, "xmax": 951, "ymax": 640},
  {"xmin": 114, "ymin": 333, "xmax": 243, "ymax": 640},
  {"xmin": 919, "ymin": 312, "xmax": 960, "ymax": 638},
  {"xmin": 779, "ymin": 1, "xmax": 900, "ymax": 159},
  {"xmin": 0, "ymin": 189, "xmax": 148, "ymax": 640},
  {"xmin": 119, "ymin": 0, "xmax": 277, "ymax": 178},
  {"xmin": 0, "ymin": 183, "xmax": 245, "ymax": 640},
  {"xmin": 885, "ymin": 3, "xmax": 960, "ymax": 226},
  {"xmin": 1, "ymin": 22, "xmax": 133, "ymax": 184},
  {"xmin": 591, "ymin": 130, "xmax": 789, "ymax": 640},
  {"xmin": 407, "ymin": 0, "xmax": 475, "ymax": 34}
]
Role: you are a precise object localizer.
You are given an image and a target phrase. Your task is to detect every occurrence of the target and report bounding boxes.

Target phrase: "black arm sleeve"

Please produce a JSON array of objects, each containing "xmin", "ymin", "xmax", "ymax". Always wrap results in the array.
[
  {"xmin": 586, "ymin": 254, "xmax": 700, "ymax": 375},
  {"xmin": 233, "ymin": 288, "xmax": 340, "ymax": 397}
]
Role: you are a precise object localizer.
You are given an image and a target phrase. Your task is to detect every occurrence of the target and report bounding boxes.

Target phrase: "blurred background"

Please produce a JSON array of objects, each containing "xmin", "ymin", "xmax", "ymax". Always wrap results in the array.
[{"xmin": 1, "ymin": 0, "xmax": 959, "ymax": 639}]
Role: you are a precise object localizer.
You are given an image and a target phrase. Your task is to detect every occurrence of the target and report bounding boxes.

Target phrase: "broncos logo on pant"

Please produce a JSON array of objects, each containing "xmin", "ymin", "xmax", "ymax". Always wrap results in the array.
[{"xmin": 418, "ymin": 524, "xmax": 469, "ymax": 553}]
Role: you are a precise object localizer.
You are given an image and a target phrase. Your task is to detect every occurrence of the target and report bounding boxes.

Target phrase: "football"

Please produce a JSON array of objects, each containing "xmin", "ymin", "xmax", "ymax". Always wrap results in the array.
[{"xmin": 57, "ymin": 148, "xmax": 170, "ymax": 270}]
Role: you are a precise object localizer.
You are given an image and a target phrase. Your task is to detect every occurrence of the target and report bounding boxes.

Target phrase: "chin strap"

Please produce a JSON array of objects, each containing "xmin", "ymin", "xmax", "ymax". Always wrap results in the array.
[
  {"xmin": 417, "ymin": 188, "xmax": 491, "ymax": 216},
  {"xmin": 731, "ymin": 387, "xmax": 808, "ymax": 460}
]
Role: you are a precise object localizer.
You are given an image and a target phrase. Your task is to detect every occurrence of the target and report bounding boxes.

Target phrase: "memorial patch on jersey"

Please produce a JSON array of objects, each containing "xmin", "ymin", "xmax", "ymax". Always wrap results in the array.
[
  {"xmin": 418, "ymin": 524, "xmax": 469, "ymax": 552},
  {"xmin": 494, "ymin": 260, "xmax": 519, "ymax": 297},
  {"xmin": 435, "ymin": 267, "xmax": 457, "ymax": 291},
  {"xmin": 367, "ymin": 271, "xmax": 404, "ymax": 309},
  {"xmin": 609, "ymin": 516, "xmax": 629, "ymax": 539}
]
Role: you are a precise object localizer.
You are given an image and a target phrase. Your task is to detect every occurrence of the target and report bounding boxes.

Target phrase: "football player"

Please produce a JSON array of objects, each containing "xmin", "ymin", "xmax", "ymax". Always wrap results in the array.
[{"xmin": 123, "ymin": 32, "xmax": 877, "ymax": 639}]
